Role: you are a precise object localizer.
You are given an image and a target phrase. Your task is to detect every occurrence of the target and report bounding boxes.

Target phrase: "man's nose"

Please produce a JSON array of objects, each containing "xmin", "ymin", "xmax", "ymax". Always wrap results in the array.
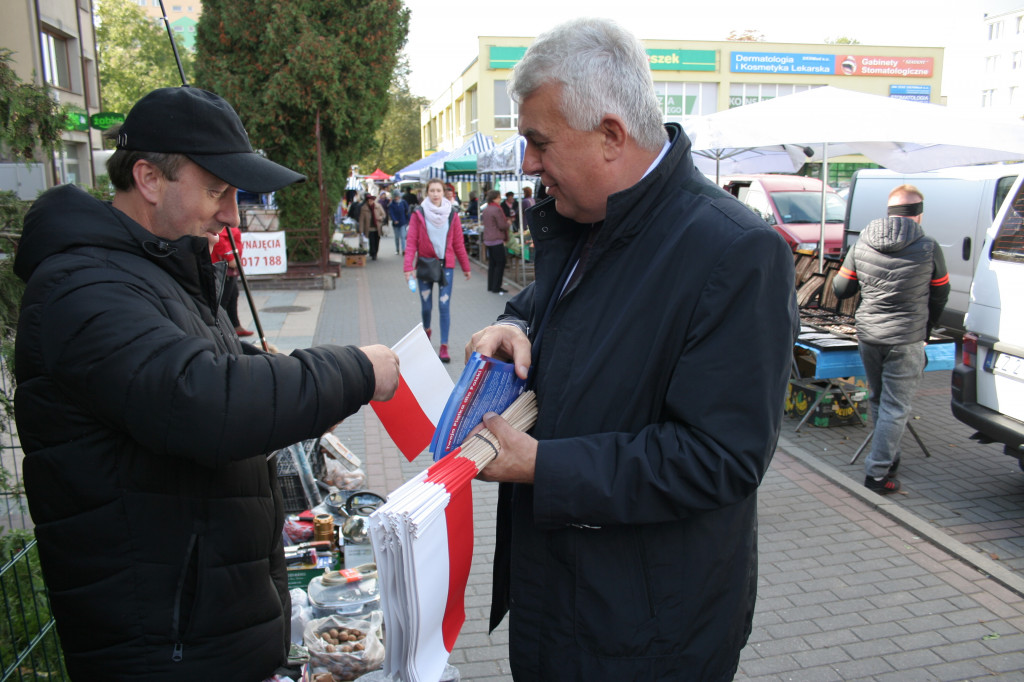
[
  {"xmin": 219, "ymin": 191, "xmax": 240, "ymax": 228},
  {"xmin": 521, "ymin": 144, "xmax": 541, "ymax": 176}
]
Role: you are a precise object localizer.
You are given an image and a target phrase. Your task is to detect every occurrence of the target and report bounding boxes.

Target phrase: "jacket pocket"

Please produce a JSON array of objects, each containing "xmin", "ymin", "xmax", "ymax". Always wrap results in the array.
[{"xmin": 572, "ymin": 526, "xmax": 658, "ymax": 658}]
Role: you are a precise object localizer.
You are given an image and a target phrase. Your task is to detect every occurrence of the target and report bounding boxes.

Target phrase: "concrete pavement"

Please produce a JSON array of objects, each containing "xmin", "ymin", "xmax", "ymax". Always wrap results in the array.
[{"xmin": 241, "ymin": 247, "xmax": 1024, "ymax": 681}]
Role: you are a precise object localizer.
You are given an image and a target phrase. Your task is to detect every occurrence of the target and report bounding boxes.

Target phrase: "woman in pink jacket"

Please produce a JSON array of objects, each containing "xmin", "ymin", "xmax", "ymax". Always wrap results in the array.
[{"xmin": 404, "ymin": 178, "xmax": 472, "ymax": 362}]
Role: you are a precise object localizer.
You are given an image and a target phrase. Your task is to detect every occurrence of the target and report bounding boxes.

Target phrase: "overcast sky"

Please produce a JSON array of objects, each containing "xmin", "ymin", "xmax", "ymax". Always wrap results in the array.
[{"xmin": 402, "ymin": 0, "xmax": 987, "ymax": 106}]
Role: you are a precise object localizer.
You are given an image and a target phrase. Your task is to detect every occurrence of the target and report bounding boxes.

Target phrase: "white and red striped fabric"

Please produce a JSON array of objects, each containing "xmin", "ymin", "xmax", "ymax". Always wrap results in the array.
[
  {"xmin": 371, "ymin": 324, "xmax": 454, "ymax": 461},
  {"xmin": 368, "ymin": 450, "xmax": 478, "ymax": 682}
]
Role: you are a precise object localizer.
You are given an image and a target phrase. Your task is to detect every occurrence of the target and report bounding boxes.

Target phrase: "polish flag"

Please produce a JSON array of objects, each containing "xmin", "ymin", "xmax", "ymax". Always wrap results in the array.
[
  {"xmin": 371, "ymin": 324, "xmax": 454, "ymax": 461},
  {"xmin": 369, "ymin": 451, "xmax": 478, "ymax": 682}
]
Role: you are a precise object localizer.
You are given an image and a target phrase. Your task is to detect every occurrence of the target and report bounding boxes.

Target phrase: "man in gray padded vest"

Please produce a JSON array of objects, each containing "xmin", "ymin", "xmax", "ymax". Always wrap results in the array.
[{"xmin": 834, "ymin": 184, "xmax": 950, "ymax": 494}]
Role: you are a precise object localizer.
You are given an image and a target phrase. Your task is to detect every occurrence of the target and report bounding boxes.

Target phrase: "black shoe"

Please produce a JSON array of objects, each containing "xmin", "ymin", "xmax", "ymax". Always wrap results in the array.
[
  {"xmin": 865, "ymin": 476, "xmax": 901, "ymax": 494},
  {"xmin": 498, "ymin": 288, "xmax": 509, "ymax": 293}
]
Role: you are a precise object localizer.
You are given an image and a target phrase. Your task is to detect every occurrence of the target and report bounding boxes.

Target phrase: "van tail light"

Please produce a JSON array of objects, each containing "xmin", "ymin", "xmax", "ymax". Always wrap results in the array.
[{"xmin": 962, "ymin": 333, "xmax": 978, "ymax": 368}]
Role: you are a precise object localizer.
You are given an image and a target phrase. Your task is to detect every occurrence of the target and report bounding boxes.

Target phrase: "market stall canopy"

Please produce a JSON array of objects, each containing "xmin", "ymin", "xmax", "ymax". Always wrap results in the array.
[
  {"xmin": 393, "ymin": 150, "xmax": 449, "ymax": 183},
  {"xmin": 421, "ymin": 132, "xmax": 495, "ymax": 181},
  {"xmin": 686, "ymin": 86, "xmax": 1024, "ymax": 267},
  {"xmin": 367, "ymin": 168, "xmax": 391, "ymax": 181},
  {"xmin": 686, "ymin": 86, "xmax": 1024, "ymax": 173},
  {"xmin": 477, "ymin": 134, "xmax": 527, "ymax": 174}
]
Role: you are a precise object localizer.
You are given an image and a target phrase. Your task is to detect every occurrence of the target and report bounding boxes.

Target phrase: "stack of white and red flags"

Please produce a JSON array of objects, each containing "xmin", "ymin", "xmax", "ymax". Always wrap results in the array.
[{"xmin": 368, "ymin": 325, "xmax": 536, "ymax": 682}]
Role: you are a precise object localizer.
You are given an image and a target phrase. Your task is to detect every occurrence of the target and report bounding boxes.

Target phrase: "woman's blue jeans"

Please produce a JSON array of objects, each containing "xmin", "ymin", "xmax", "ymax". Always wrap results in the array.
[
  {"xmin": 419, "ymin": 268, "xmax": 455, "ymax": 344},
  {"xmin": 859, "ymin": 340, "xmax": 926, "ymax": 479}
]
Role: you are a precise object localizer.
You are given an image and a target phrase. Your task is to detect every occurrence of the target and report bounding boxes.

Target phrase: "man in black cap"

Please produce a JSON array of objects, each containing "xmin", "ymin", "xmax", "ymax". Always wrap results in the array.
[{"xmin": 13, "ymin": 87, "xmax": 400, "ymax": 680}]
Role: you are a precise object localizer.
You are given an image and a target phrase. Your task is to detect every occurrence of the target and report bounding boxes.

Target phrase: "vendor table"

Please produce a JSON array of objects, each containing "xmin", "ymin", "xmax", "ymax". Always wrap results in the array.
[{"xmin": 791, "ymin": 326, "xmax": 955, "ymax": 433}]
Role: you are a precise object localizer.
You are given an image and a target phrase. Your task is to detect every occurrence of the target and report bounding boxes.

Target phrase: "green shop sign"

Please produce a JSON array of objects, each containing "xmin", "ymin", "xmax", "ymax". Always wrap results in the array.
[
  {"xmin": 489, "ymin": 46, "xmax": 716, "ymax": 72},
  {"xmin": 90, "ymin": 112, "xmax": 125, "ymax": 130},
  {"xmin": 647, "ymin": 49, "xmax": 716, "ymax": 72},
  {"xmin": 489, "ymin": 46, "xmax": 528, "ymax": 69},
  {"xmin": 64, "ymin": 108, "xmax": 89, "ymax": 132}
]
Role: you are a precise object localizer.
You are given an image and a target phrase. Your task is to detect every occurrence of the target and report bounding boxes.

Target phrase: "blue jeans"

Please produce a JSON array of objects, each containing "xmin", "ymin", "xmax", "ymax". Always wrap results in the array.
[
  {"xmin": 419, "ymin": 268, "xmax": 455, "ymax": 344},
  {"xmin": 393, "ymin": 224, "xmax": 407, "ymax": 253},
  {"xmin": 859, "ymin": 341, "xmax": 926, "ymax": 479}
]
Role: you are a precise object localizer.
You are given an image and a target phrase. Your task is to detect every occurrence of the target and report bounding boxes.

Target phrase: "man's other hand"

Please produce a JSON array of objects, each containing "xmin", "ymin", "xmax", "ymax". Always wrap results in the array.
[
  {"xmin": 361, "ymin": 344, "xmax": 400, "ymax": 401},
  {"xmin": 466, "ymin": 324, "xmax": 532, "ymax": 380},
  {"xmin": 476, "ymin": 411, "xmax": 537, "ymax": 484}
]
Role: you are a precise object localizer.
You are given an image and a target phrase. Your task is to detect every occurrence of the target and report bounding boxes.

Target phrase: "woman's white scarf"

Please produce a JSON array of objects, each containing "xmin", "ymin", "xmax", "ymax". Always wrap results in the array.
[{"xmin": 422, "ymin": 197, "xmax": 452, "ymax": 259}]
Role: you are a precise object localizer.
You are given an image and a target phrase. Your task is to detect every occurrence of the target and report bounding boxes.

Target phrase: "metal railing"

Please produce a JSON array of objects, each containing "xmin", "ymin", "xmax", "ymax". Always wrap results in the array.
[{"xmin": 0, "ymin": 537, "xmax": 67, "ymax": 681}]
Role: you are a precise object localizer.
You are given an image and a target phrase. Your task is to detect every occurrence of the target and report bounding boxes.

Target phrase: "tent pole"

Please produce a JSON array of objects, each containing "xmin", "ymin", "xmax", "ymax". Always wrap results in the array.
[{"xmin": 818, "ymin": 143, "xmax": 829, "ymax": 273}]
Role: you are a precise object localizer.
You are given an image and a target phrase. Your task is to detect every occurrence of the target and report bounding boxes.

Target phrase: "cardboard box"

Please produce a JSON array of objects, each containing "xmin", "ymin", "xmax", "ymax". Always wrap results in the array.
[
  {"xmin": 320, "ymin": 433, "xmax": 362, "ymax": 472},
  {"xmin": 286, "ymin": 552, "xmax": 336, "ymax": 590},
  {"xmin": 345, "ymin": 254, "xmax": 367, "ymax": 267},
  {"xmin": 787, "ymin": 378, "xmax": 868, "ymax": 428}
]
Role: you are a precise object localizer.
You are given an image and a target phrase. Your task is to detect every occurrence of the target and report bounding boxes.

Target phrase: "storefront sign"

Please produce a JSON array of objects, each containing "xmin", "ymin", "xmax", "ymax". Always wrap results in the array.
[
  {"xmin": 889, "ymin": 84, "xmax": 932, "ymax": 102},
  {"xmin": 490, "ymin": 46, "xmax": 716, "ymax": 72},
  {"xmin": 657, "ymin": 94, "xmax": 699, "ymax": 116},
  {"xmin": 63, "ymin": 108, "xmax": 89, "ymax": 132},
  {"xmin": 90, "ymin": 112, "xmax": 125, "ymax": 130},
  {"xmin": 731, "ymin": 51, "xmax": 934, "ymax": 78},
  {"xmin": 489, "ymin": 46, "xmax": 527, "ymax": 69},
  {"xmin": 731, "ymin": 52, "xmax": 834, "ymax": 75},
  {"xmin": 647, "ymin": 49, "xmax": 716, "ymax": 72},
  {"xmin": 241, "ymin": 231, "xmax": 287, "ymax": 275},
  {"xmin": 836, "ymin": 55, "xmax": 933, "ymax": 77}
]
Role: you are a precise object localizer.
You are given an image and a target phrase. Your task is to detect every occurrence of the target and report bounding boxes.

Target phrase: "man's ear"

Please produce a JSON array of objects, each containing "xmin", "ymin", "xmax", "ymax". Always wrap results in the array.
[
  {"xmin": 132, "ymin": 160, "xmax": 164, "ymax": 205},
  {"xmin": 599, "ymin": 114, "xmax": 629, "ymax": 161}
]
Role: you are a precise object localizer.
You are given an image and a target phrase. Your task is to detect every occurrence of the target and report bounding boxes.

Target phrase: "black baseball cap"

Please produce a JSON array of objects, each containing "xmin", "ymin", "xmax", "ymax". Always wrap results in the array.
[{"xmin": 116, "ymin": 86, "xmax": 305, "ymax": 193}]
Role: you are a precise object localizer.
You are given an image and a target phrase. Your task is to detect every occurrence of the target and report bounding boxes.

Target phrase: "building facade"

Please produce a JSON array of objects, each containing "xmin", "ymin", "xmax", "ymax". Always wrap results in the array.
[
  {"xmin": 981, "ymin": 3, "xmax": 1024, "ymax": 116},
  {"xmin": 421, "ymin": 36, "xmax": 945, "ymax": 184},
  {"xmin": 1, "ymin": 0, "xmax": 103, "ymax": 197},
  {"xmin": 136, "ymin": 0, "xmax": 201, "ymax": 51}
]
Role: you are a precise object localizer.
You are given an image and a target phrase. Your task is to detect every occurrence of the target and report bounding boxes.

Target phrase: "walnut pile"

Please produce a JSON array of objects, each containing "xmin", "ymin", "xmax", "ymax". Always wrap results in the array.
[{"xmin": 319, "ymin": 626, "xmax": 366, "ymax": 654}]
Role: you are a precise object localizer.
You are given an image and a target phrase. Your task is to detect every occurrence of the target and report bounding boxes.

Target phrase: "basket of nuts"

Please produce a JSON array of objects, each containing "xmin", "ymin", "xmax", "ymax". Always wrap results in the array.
[{"xmin": 304, "ymin": 612, "xmax": 385, "ymax": 681}]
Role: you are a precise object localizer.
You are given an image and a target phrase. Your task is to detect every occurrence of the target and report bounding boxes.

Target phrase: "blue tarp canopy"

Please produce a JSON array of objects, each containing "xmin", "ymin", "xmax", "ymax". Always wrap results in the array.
[{"xmin": 393, "ymin": 150, "xmax": 450, "ymax": 182}]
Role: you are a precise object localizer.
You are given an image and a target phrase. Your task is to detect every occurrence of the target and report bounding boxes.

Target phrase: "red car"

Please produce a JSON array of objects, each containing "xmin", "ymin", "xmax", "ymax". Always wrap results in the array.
[{"xmin": 721, "ymin": 174, "xmax": 846, "ymax": 255}]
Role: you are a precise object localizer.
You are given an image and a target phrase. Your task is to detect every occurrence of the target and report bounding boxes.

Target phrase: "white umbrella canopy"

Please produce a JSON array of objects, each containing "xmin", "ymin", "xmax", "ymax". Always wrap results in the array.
[
  {"xmin": 688, "ymin": 86, "xmax": 1024, "ymax": 173},
  {"xmin": 687, "ymin": 86, "xmax": 1024, "ymax": 265}
]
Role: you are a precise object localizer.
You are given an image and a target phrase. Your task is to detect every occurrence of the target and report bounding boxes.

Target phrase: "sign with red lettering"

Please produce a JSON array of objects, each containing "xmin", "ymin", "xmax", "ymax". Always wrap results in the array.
[{"xmin": 240, "ymin": 231, "xmax": 287, "ymax": 275}]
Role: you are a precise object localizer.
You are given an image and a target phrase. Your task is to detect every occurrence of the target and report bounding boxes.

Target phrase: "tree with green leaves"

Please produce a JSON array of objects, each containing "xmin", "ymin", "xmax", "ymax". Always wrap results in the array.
[
  {"xmin": 826, "ymin": 36, "xmax": 861, "ymax": 45},
  {"xmin": 0, "ymin": 48, "xmax": 64, "ymax": 161},
  {"xmin": 195, "ymin": 0, "xmax": 409, "ymax": 265},
  {"xmin": 358, "ymin": 59, "xmax": 427, "ymax": 175},
  {"xmin": 95, "ymin": 0, "xmax": 195, "ymax": 116}
]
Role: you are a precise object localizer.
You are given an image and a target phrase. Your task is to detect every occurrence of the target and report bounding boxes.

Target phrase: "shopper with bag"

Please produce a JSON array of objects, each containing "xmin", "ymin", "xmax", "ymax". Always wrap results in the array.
[
  {"xmin": 359, "ymin": 194, "xmax": 387, "ymax": 261},
  {"xmin": 404, "ymin": 177, "xmax": 472, "ymax": 363}
]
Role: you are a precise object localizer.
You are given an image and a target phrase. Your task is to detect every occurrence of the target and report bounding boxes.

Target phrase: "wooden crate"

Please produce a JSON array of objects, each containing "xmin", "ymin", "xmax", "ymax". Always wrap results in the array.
[{"xmin": 345, "ymin": 254, "xmax": 367, "ymax": 267}]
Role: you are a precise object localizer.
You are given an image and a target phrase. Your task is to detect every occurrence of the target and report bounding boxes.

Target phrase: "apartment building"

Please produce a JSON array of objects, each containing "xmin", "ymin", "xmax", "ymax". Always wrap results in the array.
[
  {"xmin": 1, "ymin": 0, "xmax": 103, "ymax": 197},
  {"xmin": 981, "ymin": 2, "xmax": 1024, "ymax": 116}
]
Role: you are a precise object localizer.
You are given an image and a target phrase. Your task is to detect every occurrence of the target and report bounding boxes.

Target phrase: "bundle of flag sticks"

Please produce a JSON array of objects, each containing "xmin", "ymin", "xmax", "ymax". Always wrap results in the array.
[{"xmin": 367, "ymin": 390, "xmax": 537, "ymax": 682}]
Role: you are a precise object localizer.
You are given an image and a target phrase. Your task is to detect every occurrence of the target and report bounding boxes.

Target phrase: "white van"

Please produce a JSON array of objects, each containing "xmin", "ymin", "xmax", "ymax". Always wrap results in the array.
[
  {"xmin": 950, "ymin": 173, "xmax": 1024, "ymax": 468},
  {"xmin": 844, "ymin": 166, "xmax": 1021, "ymax": 332}
]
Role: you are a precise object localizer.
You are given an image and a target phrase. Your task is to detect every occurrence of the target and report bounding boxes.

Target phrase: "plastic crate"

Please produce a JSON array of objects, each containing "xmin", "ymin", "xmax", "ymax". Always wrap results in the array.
[{"xmin": 275, "ymin": 438, "xmax": 326, "ymax": 513}]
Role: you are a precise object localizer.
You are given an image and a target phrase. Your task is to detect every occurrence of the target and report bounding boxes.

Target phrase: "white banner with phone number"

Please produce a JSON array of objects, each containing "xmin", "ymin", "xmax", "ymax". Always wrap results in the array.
[{"xmin": 240, "ymin": 231, "xmax": 287, "ymax": 275}]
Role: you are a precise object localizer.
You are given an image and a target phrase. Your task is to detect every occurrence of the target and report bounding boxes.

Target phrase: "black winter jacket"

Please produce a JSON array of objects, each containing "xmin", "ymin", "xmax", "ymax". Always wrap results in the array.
[
  {"xmin": 833, "ymin": 216, "xmax": 950, "ymax": 345},
  {"xmin": 490, "ymin": 124, "xmax": 799, "ymax": 681},
  {"xmin": 14, "ymin": 185, "xmax": 375, "ymax": 681}
]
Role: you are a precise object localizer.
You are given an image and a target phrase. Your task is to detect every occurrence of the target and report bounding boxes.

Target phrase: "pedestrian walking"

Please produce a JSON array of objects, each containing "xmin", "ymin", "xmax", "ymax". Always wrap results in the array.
[{"xmin": 404, "ymin": 177, "xmax": 472, "ymax": 363}]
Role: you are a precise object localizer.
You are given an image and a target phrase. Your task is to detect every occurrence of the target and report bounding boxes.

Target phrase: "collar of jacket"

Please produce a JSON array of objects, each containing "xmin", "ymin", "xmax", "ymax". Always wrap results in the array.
[{"xmin": 526, "ymin": 122, "xmax": 696, "ymax": 254}]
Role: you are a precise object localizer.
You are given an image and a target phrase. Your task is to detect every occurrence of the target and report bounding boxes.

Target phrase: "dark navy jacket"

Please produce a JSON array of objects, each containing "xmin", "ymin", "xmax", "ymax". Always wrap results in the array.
[{"xmin": 490, "ymin": 124, "xmax": 799, "ymax": 681}]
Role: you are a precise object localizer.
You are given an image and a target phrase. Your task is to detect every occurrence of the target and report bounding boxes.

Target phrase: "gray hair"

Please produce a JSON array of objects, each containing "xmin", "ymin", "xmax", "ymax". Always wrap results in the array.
[{"xmin": 508, "ymin": 17, "xmax": 667, "ymax": 152}]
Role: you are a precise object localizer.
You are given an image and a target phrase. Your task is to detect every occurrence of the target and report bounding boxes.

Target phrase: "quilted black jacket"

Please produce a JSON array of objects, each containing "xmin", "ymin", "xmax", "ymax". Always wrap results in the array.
[{"xmin": 14, "ymin": 184, "xmax": 375, "ymax": 680}]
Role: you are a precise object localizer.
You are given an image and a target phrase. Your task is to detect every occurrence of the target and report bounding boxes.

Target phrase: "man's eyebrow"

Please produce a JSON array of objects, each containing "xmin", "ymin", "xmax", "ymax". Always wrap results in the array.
[{"xmin": 521, "ymin": 128, "xmax": 547, "ymax": 143}]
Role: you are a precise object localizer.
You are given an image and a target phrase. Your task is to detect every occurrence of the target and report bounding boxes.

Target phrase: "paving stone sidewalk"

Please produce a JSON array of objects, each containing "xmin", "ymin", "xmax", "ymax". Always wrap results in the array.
[{"xmin": 240, "ymin": 247, "xmax": 1024, "ymax": 680}]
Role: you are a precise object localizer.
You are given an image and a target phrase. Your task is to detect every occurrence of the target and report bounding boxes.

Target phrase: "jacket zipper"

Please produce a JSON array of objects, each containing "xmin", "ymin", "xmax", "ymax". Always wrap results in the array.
[{"xmin": 171, "ymin": 533, "xmax": 199, "ymax": 662}]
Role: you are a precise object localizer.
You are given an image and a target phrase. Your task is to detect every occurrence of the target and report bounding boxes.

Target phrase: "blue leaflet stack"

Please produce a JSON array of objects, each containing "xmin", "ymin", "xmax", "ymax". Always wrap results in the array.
[{"xmin": 429, "ymin": 352, "xmax": 528, "ymax": 461}]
